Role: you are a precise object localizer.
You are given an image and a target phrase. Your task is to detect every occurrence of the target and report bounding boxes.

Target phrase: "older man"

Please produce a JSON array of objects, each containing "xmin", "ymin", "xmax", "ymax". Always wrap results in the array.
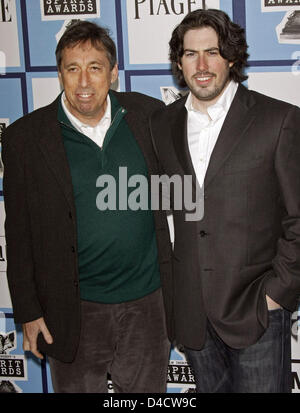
[{"xmin": 2, "ymin": 21, "xmax": 172, "ymax": 393}]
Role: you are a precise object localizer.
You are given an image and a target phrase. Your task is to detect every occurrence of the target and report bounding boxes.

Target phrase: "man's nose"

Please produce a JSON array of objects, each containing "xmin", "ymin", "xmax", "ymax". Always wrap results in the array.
[
  {"xmin": 79, "ymin": 70, "xmax": 89, "ymax": 87},
  {"xmin": 196, "ymin": 54, "xmax": 209, "ymax": 72}
]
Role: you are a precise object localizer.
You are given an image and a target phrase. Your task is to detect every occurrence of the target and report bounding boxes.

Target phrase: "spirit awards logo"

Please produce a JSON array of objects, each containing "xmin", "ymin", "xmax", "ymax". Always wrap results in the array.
[
  {"xmin": 291, "ymin": 308, "xmax": 300, "ymax": 393},
  {"xmin": 0, "ymin": 0, "xmax": 12, "ymax": 22},
  {"xmin": 160, "ymin": 86, "xmax": 187, "ymax": 105},
  {"xmin": 167, "ymin": 346, "xmax": 196, "ymax": 392},
  {"xmin": 41, "ymin": 0, "xmax": 100, "ymax": 21},
  {"xmin": 279, "ymin": 10, "xmax": 300, "ymax": 42},
  {"xmin": 262, "ymin": 0, "xmax": 300, "ymax": 9},
  {"xmin": 0, "ymin": 331, "xmax": 26, "ymax": 393},
  {"xmin": 0, "ymin": 122, "xmax": 6, "ymax": 140},
  {"xmin": 262, "ymin": 0, "xmax": 300, "ymax": 43}
]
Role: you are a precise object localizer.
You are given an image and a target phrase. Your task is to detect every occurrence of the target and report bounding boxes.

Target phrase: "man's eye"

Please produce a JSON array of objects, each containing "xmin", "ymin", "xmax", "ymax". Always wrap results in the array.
[
  {"xmin": 185, "ymin": 52, "xmax": 195, "ymax": 57},
  {"xmin": 68, "ymin": 67, "xmax": 77, "ymax": 72}
]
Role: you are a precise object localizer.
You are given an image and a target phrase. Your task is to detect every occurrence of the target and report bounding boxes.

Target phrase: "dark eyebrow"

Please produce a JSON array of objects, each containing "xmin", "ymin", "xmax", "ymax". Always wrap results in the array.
[
  {"xmin": 64, "ymin": 62, "xmax": 78, "ymax": 68},
  {"xmin": 64, "ymin": 60, "xmax": 105, "ymax": 68},
  {"xmin": 183, "ymin": 49, "xmax": 196, "ymax": 53},
  {"xmin": 183, "ymin": 47, "xmax": 219, "ymax": 53},
  {"xmin": 205, "ymin": 47, "xmax": 219, "ymax": 52},
  {"xmin": 88, "ymin": 61, "xmax": 104, "ymax": 66}
]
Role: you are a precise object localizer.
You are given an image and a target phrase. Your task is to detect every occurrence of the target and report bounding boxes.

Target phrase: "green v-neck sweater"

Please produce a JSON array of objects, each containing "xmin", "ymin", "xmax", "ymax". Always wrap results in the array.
[{"xmin": 58, "ymin": 92, "xmax": 161, "ymax": 303}]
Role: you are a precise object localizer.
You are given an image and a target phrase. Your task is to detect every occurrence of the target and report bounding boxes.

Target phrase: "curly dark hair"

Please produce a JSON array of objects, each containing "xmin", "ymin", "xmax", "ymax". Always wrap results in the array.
[
  {"xmin": 55, "ymin": 20, "xmax": 117, "ymax": 70},
  {"xmin": 169, "ymin": 9, "xmax": 249, "ymax": 87}
]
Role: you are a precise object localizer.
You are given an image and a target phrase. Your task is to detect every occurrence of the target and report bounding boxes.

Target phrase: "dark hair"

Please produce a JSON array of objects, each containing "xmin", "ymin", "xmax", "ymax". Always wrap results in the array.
[
  {"xmin": 55, "ymin": 20, "xmax": 117, "ymax": 70},
  {"xmin": 169, "ymin": 9, "xmax": 249, "ymax": 87}
]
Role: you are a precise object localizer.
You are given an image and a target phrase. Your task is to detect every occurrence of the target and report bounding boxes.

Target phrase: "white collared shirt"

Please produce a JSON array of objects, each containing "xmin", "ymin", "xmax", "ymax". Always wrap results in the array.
[
  {"xmin": 185, "ymin": 80, "xmax": 238, "ymax": 187},
  {"xmin": 61, "ymin": 92, "xmax": 111, "ymax": 148}
]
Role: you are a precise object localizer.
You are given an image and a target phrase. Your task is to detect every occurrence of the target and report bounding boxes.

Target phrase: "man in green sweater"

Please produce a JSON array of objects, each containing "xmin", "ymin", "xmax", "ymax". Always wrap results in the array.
[{"xmin": 2, "ymin": 21, "xmax": 172, "ymax": 393}]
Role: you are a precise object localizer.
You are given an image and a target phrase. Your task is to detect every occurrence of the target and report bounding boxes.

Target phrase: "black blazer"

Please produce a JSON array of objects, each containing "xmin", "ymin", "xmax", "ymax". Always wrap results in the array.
[
  {"xmin": 2, "ymin": 91, "xmax": 173, "ymax": 362},
  {"xmin": 150, "ymin": 84, "xmax": 300, "ymax": 350}
]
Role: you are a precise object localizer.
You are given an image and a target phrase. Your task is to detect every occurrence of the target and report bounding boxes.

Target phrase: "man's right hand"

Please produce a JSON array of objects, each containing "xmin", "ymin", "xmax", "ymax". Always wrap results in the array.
[{"xmin": 22, "ymin": 317, "xmax": 53, "ymax": 360}]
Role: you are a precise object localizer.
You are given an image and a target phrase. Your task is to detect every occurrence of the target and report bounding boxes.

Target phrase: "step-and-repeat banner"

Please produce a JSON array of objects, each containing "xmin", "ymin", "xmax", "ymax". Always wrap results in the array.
[{"xmin": 0, "ymin": 0, "xmax": 300, "ymax": 393}]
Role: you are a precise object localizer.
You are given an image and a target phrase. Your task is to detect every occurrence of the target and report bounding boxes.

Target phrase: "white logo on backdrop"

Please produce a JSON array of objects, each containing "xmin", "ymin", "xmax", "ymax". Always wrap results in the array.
[
  {"xmin": 0, "ymin": 329, "xmax": 26, "ymax": 393},
  {"xmin": 0, "ymin": 0, "xmax": 20, "ymax": 68},
  {"xmin": 261, "ymin": 0, "xmax": 300, "ymax": 44},
  {"xmin": 127, "ymin": 0, "xmax": 220, "ymax": 65},
  {"xmin": 261, "ymin": 0, "xmax": 300, "ymax": 13},
  {"xmin": 160, "ymin": 86, "xmax": 187, "ymax": 105},
  {"xmin": 40, "ymin": 0, "xmax": 100, "ymax": 21},
  {"xmin": 276, "ymin": 11, "xmax": 300, "ymax": 44},
  {"xmin": 168, "ymin": 346, "xmax": 196, "ymax": 393}
]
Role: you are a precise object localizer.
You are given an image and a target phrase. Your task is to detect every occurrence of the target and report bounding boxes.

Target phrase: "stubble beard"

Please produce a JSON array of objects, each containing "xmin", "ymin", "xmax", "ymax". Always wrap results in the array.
[{"xmin": 189, "ymin": 71, "xmax": 231, "ymax": 103}]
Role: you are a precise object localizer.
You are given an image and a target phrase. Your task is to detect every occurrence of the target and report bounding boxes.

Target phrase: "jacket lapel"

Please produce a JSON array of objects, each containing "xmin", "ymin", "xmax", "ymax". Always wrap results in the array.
[
  {"xmin": 124, "ymin": 109, "xmax": 159, "ymax": 174},
  {"xmin": 37, "ymin": 97, "xmax": 76, "ymax": 210},
  {"xmin": 169, "ymin": 97, "xmax": 197, "ymax": 181},
  {"xmin": 109, "ymin": 90, "xmax": 160, "ymax": 174},
  {"xmin": 204, "ymin": 84, "xmax": 256, "ymax": 189}
]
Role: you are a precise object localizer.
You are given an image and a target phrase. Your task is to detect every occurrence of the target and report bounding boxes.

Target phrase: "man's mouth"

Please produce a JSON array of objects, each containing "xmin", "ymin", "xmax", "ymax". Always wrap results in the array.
[
  {"xmin": 196, "ymin": 76, "xmax": 211, "ymax": 81},
  {"xmin": 76, "ymin": 92, "xmax": 94, "ymax": 99},
  {"xmin": 193, "ymin": 73, "xmax": 215, "ymax": 85}
]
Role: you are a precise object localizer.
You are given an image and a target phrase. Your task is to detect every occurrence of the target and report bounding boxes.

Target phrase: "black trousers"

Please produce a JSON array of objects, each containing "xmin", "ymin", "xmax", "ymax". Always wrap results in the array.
[{"xmin": 49, "ymin": 288, "xmax": 170, "ymax": 393}]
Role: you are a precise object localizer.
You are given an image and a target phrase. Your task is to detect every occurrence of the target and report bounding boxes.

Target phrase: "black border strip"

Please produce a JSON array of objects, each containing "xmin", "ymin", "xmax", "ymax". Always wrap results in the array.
[{"xmin": 115, "ymin": 0, "xmax": 125, "ymax": 71}]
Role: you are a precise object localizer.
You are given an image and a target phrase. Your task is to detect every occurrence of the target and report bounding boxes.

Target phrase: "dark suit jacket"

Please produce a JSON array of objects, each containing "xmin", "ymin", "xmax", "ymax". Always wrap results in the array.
[
  {"xmin": 2, "ymin": 90, "xmax": 172, "ymax": 362},
  {"xmin": 150, "ymin": 84, "xmax": 300, "ymax": 350}
]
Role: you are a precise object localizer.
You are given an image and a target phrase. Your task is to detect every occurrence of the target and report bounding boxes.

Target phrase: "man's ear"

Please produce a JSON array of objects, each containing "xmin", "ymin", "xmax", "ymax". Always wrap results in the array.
[
  {"xmin": 57, "ymin": 69, "xmax": 65, "ymax": 92},
  {"xmin": 111, "ymin": 64, "xmax": 118, "ymax": 84},
  {"xmin": 58, "ymin": 69, "xmax": 63, "ymax": 86}
]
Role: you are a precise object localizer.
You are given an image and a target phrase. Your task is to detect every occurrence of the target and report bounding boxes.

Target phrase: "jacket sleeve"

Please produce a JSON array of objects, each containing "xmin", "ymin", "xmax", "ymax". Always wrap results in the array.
[
  {"xmin": 2, "ymin": 126, "xmax": 43, "ymax": 324},
  {"xmin": 264, "ymin": 105, "xmax": 300, "ymax": 311}
]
